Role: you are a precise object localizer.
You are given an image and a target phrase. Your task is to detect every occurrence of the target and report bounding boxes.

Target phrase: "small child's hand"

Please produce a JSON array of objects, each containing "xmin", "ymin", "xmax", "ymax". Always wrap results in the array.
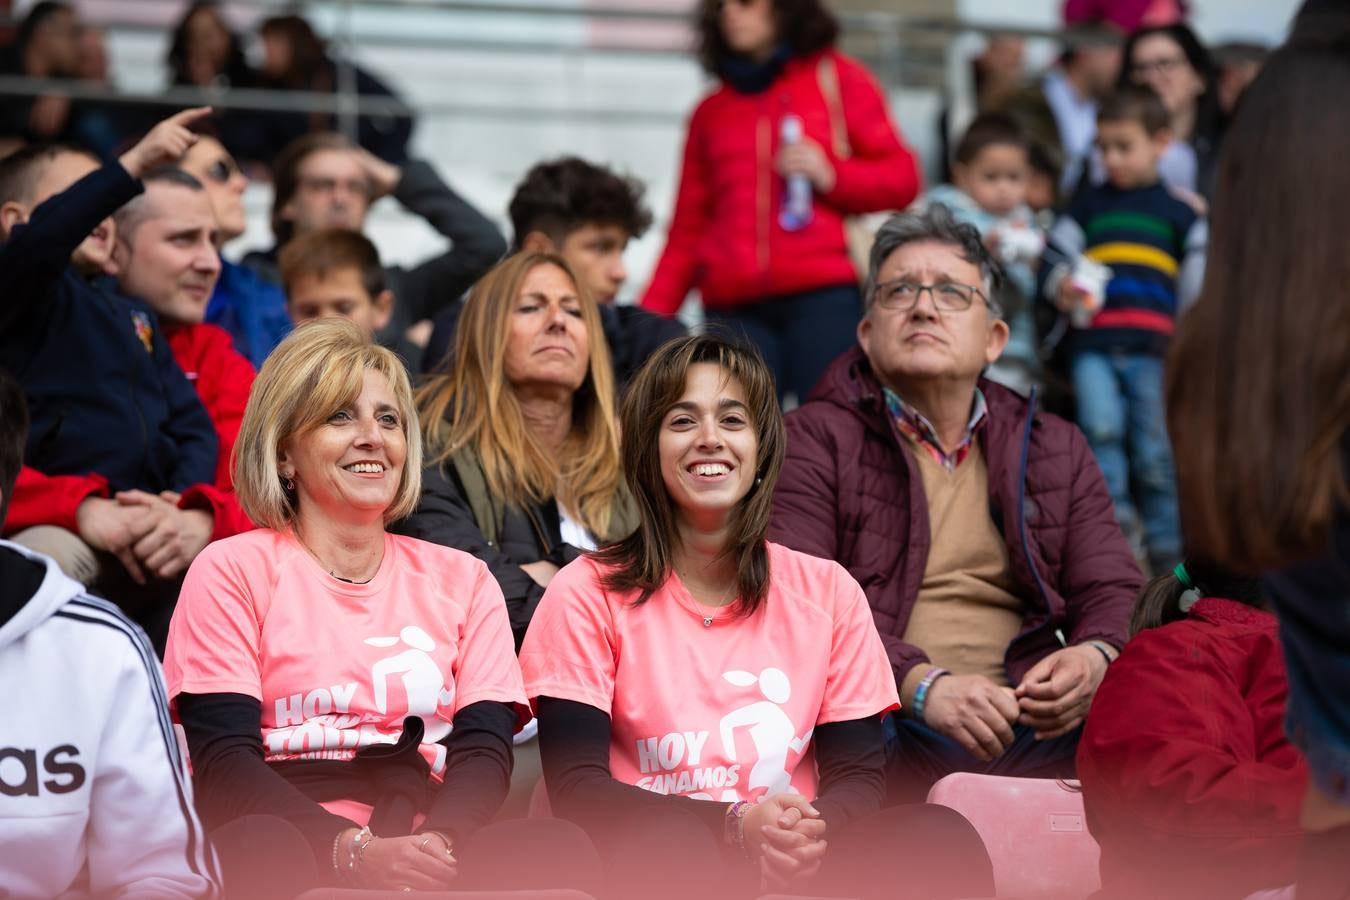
[
  {"xmin": 119, "ymin": 107, "xmax": 212, "ymax": 178},
  {"xmin": 1055, "ymin": 279, "xmax": 1086, "ymax": 314}
]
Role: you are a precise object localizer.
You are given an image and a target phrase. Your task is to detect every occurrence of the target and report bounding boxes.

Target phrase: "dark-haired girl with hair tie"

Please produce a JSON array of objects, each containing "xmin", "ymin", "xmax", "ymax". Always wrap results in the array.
[{"xmin": 1076, "ymin": 561, "xmax": 1307, "ymax": 900}]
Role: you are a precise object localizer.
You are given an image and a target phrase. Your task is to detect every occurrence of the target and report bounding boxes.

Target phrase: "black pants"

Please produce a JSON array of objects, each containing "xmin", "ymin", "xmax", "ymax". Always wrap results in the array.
[
  {"xmin": 705, "ymin": 283, "xmax": 863, "ymax": 405},
  {"xmin": 94, "ymin": 553, "xmax": 183, "ymax": 656},
  {"xmin": 210, "ymin": 815, "xmax": 604, "ymax": 899},
  {"xmin": 587, "ymin": 802, "xmax": 993, "ymax": 900}
]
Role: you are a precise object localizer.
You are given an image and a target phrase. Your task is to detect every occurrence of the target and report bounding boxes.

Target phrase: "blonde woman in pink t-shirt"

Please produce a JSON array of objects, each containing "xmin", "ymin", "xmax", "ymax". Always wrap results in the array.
[
  {"xmin": 163, "ymin": 320, "xmax": 601, "ymax": 898},
  {"xmin": 520, "ymin": 333, "xmax": 993, "ymax": 899}
]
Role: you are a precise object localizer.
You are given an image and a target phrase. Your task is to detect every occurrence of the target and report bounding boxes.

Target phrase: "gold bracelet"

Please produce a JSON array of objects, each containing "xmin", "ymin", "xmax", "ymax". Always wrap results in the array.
[{"xmin": 418, "ymin": 830, "xmax": 455, "ymax": 858}]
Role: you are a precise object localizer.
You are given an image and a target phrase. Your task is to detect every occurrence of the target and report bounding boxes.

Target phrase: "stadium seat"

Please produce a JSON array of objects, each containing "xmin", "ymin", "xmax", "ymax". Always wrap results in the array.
[
  {"xmin": 925, "ymin": 774, "xmax": 1101, "ymax": 900},
  {"xmin": 294, "ymin": 891, "xmax": 596, "ymax": 899}
]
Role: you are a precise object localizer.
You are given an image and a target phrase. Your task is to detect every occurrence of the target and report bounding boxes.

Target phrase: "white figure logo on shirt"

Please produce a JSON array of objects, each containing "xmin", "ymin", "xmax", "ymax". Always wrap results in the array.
[
  {"xmin": 364, "ymin": 626, "xmax": 455, "ymax": 742},
  {"xmin": 718, "ymin": 667, "xmax": 813, "ymax": 795}
]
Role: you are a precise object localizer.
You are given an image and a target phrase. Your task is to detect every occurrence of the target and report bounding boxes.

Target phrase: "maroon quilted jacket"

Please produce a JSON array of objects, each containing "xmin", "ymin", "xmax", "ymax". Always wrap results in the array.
[{"xmin": 768, "ymin": 347, "xmax": 1140, "ymax": 688}]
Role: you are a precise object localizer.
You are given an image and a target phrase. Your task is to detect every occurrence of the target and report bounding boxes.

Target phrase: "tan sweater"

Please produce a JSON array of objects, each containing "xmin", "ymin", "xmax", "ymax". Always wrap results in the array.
[{"xmin": 901, "ymin": 441, "xmax": 1025, "ymax": 686}]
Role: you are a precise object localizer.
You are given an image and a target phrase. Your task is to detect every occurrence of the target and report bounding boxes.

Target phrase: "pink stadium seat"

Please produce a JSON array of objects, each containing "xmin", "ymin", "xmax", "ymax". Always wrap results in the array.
[
  {"xmin": 925, "ymin": 774, "xmax": 1101, "ymax": 900},
  {"xmin": 294, "ymin": 891, "xmax": 595, "ymax": 899}
]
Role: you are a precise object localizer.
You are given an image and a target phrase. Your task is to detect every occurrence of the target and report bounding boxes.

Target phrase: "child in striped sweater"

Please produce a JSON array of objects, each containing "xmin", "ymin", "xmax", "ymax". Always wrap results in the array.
[{"xmin": 1045, "ymin": 85, "xmax": 1207, "ymax": 572}]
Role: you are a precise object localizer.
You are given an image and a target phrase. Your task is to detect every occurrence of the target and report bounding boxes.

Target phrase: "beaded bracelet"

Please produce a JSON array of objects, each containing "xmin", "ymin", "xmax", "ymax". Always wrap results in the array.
[
  {"xmin": 331, "ymin": 830, "xmax": 346, "ymax": 878},
  {"xmin": 913, "ymin": 668, "xmax": 951, "ymax": 723},
  {"xmin": 725, "ymin": 800, "xmax": 756, "ymax": 858}
]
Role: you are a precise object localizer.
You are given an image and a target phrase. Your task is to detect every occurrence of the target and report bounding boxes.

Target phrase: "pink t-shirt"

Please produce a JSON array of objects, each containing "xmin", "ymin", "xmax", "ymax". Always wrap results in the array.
[
  {"xmin": 519, "ymin": 542, "xmax": 899, "ymax": 802},
  {"xmin": 164, "ymin": 529, "xmax": 528, "ymax": 778}
]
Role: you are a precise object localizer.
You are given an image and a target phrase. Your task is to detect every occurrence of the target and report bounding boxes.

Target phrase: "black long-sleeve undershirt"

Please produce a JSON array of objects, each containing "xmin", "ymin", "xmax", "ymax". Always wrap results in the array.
[
  {"xmin": 178, "ymin": 692, "xmax": 515, "ymax": 866},
  {"xmin": 536, "ymin": 697, "xmax": 885, "ymax": 840}
]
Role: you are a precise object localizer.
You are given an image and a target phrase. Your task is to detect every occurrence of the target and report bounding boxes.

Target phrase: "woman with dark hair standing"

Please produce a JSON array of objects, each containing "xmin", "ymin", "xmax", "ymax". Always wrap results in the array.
[
  {"xmin": 167, "ymin": 1, "xmax": 254, "ymax": 90},
  {"xmin": 1077, "ymin": 561, "xmax": 1307, "ymax": 900},
  {"xmin": 640, "ymin": 0, "xmax": 921, "ymax": 404},
  {"xmin": 1118, "ymin": 23, "xmax": 1225, "ymax": 203},
  {"xmin": 518, "ymin": 334, "xmax": 992, "ymax": 899},
  {"xmin": 1165, "ymin": 2, "xmax": 1350, "ymax": 895}
]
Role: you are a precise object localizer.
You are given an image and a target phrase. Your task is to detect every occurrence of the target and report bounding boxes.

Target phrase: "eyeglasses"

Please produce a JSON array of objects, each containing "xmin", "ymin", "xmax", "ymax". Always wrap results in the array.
[
  {"xmin": 1130, "ymin": 55, "xmax": 1187, "ymax": 77},
  {"xmin": 871, "ymin": 280, "xmax": 987, "ymax": 312}
]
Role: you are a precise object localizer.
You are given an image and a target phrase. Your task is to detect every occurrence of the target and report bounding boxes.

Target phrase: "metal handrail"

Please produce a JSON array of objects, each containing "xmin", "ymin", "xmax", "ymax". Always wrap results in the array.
[
  {"xmin": 0, "ymin": 75, "xmax": 687, "ymax": 124},
  {"xmin": 0, "ymin": 2, "xmax": 1069, "ymax": 135}
]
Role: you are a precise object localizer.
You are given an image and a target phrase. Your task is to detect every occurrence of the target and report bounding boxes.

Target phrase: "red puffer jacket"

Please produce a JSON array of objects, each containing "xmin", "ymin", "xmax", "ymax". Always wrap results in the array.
[
  {"xmin": 768, "ymin": 347, "xmax": 1139, "ymax": 687},
  {"xmin": 4, "ymin": 323, "xmax": 256, "ymax": 542},
  {"xmin": 640, "ymin": 49, "xmax": 920, "ymax": 314},
  {"xmin": 1077, "ymin": 598, "xmax": 1307, "ymax": 900}
]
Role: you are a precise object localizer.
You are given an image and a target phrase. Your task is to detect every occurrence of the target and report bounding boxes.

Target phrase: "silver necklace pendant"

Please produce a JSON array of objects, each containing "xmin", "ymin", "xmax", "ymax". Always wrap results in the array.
[{"xmin": 703, "ymin": 616, "xmax": 713, "ymax": 627}]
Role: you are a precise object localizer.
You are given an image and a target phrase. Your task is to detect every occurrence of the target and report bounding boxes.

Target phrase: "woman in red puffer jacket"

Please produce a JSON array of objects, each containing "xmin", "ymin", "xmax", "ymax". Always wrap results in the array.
[{"xmin": 641, "ymin": 0, "xmax": 920, "ymax": 403}]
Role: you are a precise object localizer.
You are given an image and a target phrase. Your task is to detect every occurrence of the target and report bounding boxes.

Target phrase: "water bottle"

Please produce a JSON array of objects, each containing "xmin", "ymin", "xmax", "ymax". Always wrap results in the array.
[{"xmin": 779, "ymin": 115, "xmax": 813, "ymax": 232}]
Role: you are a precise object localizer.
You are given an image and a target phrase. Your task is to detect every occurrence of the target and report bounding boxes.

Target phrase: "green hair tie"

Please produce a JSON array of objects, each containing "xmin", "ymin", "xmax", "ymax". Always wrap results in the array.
[{"xmin": 1173, "ymin": 563, "xmax": 1195, "ymax": 591}]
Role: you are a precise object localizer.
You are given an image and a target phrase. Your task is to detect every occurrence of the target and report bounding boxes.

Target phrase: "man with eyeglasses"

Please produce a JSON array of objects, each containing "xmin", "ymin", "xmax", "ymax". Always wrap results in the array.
[
  {"xmin": 769, "ymin": 204, "xmax": 1139, "ymax": 802},
  {"xmin": 242, "ymin": 131, "xmax": 507, "ymax": 370}
]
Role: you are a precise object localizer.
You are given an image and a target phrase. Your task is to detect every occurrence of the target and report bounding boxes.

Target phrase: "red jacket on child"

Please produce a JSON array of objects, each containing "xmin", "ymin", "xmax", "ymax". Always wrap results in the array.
[
  {"xmin": 1077, "ymin": 598, "xmax": 1307, "ymax": 900},
  {"xmin": 6, "ymin": 323, "xmax": 256, "ymax": 542},
  {"xmin": 640, "ymin": 48, "xmax": 920, "ymax": 315}
]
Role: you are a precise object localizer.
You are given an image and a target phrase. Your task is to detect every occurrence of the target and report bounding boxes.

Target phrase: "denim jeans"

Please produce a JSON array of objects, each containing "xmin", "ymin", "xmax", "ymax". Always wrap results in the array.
[
  {"xmin": 883, "ymin": 713, "xmax": 1082, "ymax": 805},
  {"xmin": 705, "ymin": 283, "xmax": 862, "ymax": 404},
  {"xmin": 1070, "ymin": 350, "xmax": 1181, "ymax": 566}
]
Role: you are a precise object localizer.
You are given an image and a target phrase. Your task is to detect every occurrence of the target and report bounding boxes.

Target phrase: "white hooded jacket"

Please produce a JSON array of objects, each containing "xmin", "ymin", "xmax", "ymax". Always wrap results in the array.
[{"xmin": 0, "ymin": 540, "xmax": 218, "ymax": 899}]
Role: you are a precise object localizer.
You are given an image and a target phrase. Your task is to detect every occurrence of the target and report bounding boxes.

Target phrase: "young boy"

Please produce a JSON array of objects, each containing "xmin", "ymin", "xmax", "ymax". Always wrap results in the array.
[
  {"xmin": 278, "ymin": 227, "xmax": 394, "ymax": 340},
  {"xmin": 1046, "ymin": 84, "xmax": 1207, "ymax": 572},
  {"xmin": 916, "ymin": 112, "xmax": 1043, "ymax": 394}
]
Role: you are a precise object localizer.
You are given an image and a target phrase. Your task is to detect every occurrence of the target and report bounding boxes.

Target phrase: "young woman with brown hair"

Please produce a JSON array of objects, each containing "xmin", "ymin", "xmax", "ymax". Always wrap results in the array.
[{"xmin": 519, "ymin": 333, "xmax": 992, "ymax": 899}]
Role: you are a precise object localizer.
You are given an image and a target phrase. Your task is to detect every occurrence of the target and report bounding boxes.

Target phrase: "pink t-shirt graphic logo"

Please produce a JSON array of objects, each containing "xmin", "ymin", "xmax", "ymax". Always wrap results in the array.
[
  {"xmin": 719, "ymin": 667, "xmax": 814, "ymax": 796},
  {"xmin": 364, "ymin": 626, "xmax": 456, "ymax": 744}
]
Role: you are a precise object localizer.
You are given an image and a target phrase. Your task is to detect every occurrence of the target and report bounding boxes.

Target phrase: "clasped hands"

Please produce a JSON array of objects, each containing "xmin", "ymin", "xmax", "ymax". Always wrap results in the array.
[
  {"xmin": 76, "ymin": 492, "xmax": 212, "ymax": 584},
  {"xmin": 920, "ymin": 644, "xmax": 1111, "ymax": 762},
  {"xmin": 744, "ymin": 793, "xmax": 828, "ymax": 889}
]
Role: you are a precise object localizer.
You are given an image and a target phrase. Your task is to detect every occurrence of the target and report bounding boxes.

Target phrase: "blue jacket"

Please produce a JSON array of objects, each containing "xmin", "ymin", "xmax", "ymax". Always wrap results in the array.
[
  {"xmin": 0, "ymin": 162, "xmax": 217, "ymax": 493},
  {"xmin": 205, "ymin": 259, "xmax": 291, "ymax": 370}
]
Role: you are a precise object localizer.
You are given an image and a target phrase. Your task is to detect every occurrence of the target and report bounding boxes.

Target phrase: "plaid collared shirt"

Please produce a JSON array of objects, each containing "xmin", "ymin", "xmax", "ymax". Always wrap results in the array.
[{"xmin": 884, "ymin": 387, "xmax": 989, "ymax": 473}]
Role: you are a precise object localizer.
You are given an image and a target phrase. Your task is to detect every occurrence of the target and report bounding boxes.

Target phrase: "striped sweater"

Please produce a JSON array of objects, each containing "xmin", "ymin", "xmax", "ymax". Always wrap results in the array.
[{"xmin": 1049, "ymin": 180, "xmax": 1207, "ymax": 356}]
